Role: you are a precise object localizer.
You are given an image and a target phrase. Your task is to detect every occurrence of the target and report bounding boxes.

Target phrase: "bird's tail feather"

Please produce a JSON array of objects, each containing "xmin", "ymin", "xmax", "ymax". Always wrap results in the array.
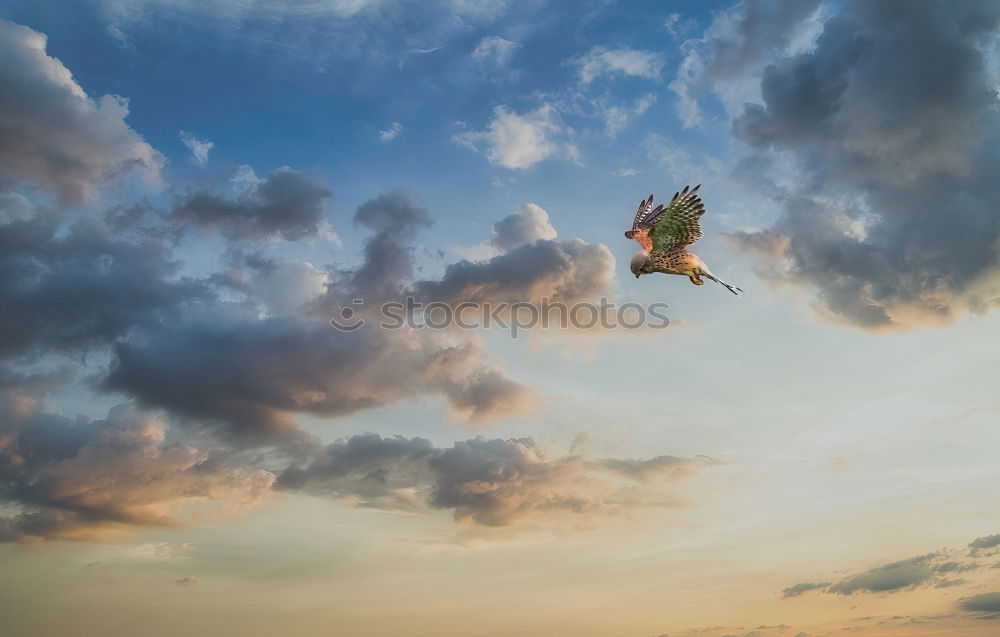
[{"xmin": 701, "ymin": 272, "xmax": 743, "ymax": 296}]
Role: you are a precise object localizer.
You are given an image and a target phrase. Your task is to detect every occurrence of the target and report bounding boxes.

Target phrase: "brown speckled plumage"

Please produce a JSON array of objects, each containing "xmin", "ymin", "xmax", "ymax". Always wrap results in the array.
[{"xmin": 626, "ymin": 186, "xmax": 742, "ymax": 295}]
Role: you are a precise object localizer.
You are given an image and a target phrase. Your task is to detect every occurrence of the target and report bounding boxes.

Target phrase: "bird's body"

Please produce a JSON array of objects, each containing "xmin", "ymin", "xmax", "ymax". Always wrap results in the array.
[
  {"xmin": 625, "ymin": 186, "xmax": 742, "ymax": 296},
  {"xmin": 640, "ymin": 246, "xmax": 705, "ymax": 281}
]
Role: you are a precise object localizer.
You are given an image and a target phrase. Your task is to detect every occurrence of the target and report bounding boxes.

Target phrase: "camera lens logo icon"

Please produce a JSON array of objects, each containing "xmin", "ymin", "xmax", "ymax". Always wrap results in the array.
[{"xmin": 329, "ymin": 299, "xmax": 366, "ymax": 331}]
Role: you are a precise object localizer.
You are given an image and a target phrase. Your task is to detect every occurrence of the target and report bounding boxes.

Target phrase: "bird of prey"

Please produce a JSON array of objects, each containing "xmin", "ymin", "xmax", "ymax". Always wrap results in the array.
[{"xmin": 625, "ymin": 185, "xmax": 742, "ymax": 296}]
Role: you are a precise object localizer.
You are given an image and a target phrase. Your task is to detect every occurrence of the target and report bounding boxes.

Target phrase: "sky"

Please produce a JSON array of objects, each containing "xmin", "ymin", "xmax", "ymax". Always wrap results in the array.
[{"xmin": 0, "ymin": 1, "xmax": 999, "ymax": 635}]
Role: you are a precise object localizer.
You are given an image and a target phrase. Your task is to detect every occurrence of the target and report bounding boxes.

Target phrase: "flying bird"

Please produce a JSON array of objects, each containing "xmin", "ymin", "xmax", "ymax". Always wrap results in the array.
[{"xmin": 625, "ymin": 185, "xmax": 742, "ymax": 296}]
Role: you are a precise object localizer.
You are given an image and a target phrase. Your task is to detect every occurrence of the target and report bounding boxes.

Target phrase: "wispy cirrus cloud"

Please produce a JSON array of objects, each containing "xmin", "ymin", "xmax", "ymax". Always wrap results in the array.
[{"xmin": 472, "ymin": 35, "xmax": 520, "ymax": 67}]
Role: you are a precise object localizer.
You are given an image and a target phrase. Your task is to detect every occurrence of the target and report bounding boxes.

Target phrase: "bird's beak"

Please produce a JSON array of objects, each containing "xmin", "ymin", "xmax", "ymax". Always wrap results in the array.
[{"xmin": 634, "ymin": 273, "xmax": 640, "ymax": 279}]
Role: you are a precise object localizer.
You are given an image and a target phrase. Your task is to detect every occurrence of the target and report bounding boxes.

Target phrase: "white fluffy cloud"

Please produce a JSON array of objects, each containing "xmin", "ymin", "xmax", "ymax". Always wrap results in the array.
[
  {"xmin": 378, "ymin": 122, "xmax": 403, "ymax": 141},
  {"xmin": 179, "ymin": 130, "xmax": 214, "ymax": 165},
  {"xmin": 575, "ymin": 46, "xmax": 664, "ymax": 85},
  {"xmin": 0, "ymin": 20, "xmax": 162, "ymax": 201},
  {"xmin": 452, "ymin": 104, "xmax": 579, "ymax": 170},
  {"xmin": 487, "ymin": 202, "xmax": 557, "ymax": 252}
]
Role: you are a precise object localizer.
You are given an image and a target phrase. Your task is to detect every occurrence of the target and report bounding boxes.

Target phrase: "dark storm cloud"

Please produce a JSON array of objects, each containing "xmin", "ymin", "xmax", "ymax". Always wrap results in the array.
[
  {"xmin": 0, "ymin": 209, "xmax": 208, "ymax": 360},
  {"xmin": 958, "ymin": 592, "xmax": 1000, "ymax": 615},
  {"xmin": 347, "ymin": 190, "xmax": 433, "ymax": 297},
  {"xmin": 0, "ymin": 401, "xmax": 274, "ymax": 542},
  {"xmin": 171, "ymin": 167, "xmax": 331, "ymax": 241},
  {"xmin": 427, "ymin": 437, "xmax": 587, "ymax": 526},
  {"xmin": 412, "ymin": 237, "xmax": 614, "ymax": 306},
  {"xmin": 710, "ymin": 0, "xmax": 1000, "ymax": 329},
  {"xmin": 0, "ymin": 15, "xmax": 633, "ymax": 543},
  {"xmin": 0, "ymin": 20, "xmax": 161, "ymax": 202},
  {"xmin": 699, "ymin": 0, "xmax": 822, "ymax": 83},
  {"xmin": 107, "ymin": 190, "xmax": 542, "ymax": 438},
  {"xmin": 279, "ymin": 434, "xmax": 709, "ymax": 526},
  {"xmin": 781, "ymin": 581, "xmax": 831, "ymax": 598},
  {"xmin": 398, "ymin": 200, "xmax": 613, "ymax": 308},
  {"xmin": 0, "ymin": 13, "xmax": 615, "ymax": 439},
  {"xmin": 105, "ymin": 320, "xmax": 536, "ymax": 439},
  {"xmin": 108, "ymin": 191, "xmax": 618, "ymax": 437}
]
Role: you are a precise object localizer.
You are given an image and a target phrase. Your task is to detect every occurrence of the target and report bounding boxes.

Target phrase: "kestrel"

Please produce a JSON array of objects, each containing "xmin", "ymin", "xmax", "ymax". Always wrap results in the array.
[{"xmin": 625, "ymin": 185, "xmax": 742, "ymax": 296}]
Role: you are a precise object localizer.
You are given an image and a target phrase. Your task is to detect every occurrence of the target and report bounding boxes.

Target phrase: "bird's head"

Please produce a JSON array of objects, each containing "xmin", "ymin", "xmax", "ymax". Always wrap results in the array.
[{"xmin": 630, "ymin": 252, "xmax": 649, "ymax": 278}]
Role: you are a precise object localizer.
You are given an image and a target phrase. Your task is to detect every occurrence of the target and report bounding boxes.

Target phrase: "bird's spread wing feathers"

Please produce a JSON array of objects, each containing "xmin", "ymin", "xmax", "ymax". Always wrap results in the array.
[
  {"xmin": 647, "ymin": 185, "xmax": 705, "ymax": 251},
  {"xmin": 631, "ymin": 194, "xmax": 663, "ymax": 230}
]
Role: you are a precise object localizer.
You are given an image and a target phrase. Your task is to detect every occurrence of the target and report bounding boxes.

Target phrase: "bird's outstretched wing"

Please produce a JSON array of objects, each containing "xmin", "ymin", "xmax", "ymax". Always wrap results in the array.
[
  {"xmin": 630, "ymin": 195, "xmax": 659, "ymax": 229},
  {"xmin": 625, "ymin": 195, "xmax": 664, "ymax": 252},
  {"xmin": 647, "ymin": 185, "xmax": 705, "ymax": 252}
]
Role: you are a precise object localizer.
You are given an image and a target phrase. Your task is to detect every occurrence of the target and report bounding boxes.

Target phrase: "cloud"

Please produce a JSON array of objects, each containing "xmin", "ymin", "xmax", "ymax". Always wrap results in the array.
[
  {"xmin": 472, "ymin": 36, "xmax": 520, "ymax": 66},
  {"xmin": 410, "ymin": 201, "xmax": 616, "ymax": 337},
  {"xmin": 970, "ymin": 533, "xmax": 1000, "ymax": 552},
  {"xmin": 0, "ymin": 402, "xmax": 274, "ymax": 542},
  {"xmin": 452, "ymin": 104, "xmax": 579, "ymax": 170},
  {"xmin": 958, "ymin": 592, "xmax": 1000, "ymax": 614},
  {"xmin": 704, "ymin": 1, "xmax": 1000, "ymax": 329},
  {"xmin": 345, "ymin": 189, "xmax": 433, "ymax": 298},
  {"xmin": 279, "ymin": 434, "xmax": 709, "ymax": 526},
  {"xmin": 668, "ymin": 45, "xmax": 706, "ymax": 128},
  {"xmin": 934, "ymin": 561, "xmax": 978, "ymax": 574},
  {"xmin": 486, "ymin": 203, "xmax": 557, "ymax": 252},
  {"xmin": 0, "ymin": 20, "xmax": 161, "ymax": 202},
  {"xmin": 0, "ymin": 14, "xmax": 693, "ymax": 546},
  {"xmin": 0, "ymin": 208, "xmax": 208, "ymax": 360},
  {"xmin": 781, "ymin": 581, "xmax": 831, "ymax": 598},
  {"xmin": 171, "ymin": 167, "xmax": 332, "ymax": 241},
  {"xmin": 574, "ymin": 46, "xmax": 664, "ymax": 85},
  {"xmin": 175, "ymin": 575, "xmax": 198, "ymax": 586},
  {"xmin": 599, "ymin": 93, "xmax": 655, "ymax": 138},
  {"xmin": 0, "ymin": 26, "xmax": 619, "ymax": 494},
  {"xmin": 668, "ymin": 0, "xmax": 824, "ymax": 127},
  {"xmin": 246, "ymin": 258, "xmax": 331, "ymax": 317},
  {"xmin": 828, "ymin": 554, "xmax": 938, "ymax": 595},
  {"xmin": 1, "ymin": 402, "xmax": 708, "ymax": 539},
  {"xmin": 412, "ymin": 237, "xmax": 614, "ymax": 306},
  {"xmin": 275, "ymin": 432, "xmax": 437, "ymax": 511},
  {"xmin": 179, "ymin": 131, "xmax": 214, "ymax": 165},
  {"xmin": 594, "ymin": 455, "xmax": 696, "ymax": 482},
  {"xmin": 782, "ymin": 537, "xmax": 999, "ymax": 600},
  {"xmin": 107, "ymin": 191, "xmax": 551, "ymax": 437},
  {"xmin": 378, "ymin": 122, "xmax": 403, "ymax": 141},
  {"xmin": 428, "ymin": 437, "xmax": 586, "ymax": 526},
  {"xmin": 105, "ymin": 320, "xmax": 536, "ymax": 439},
  {"xmin": 699, "ymin": 0, "xmax": 823, "ymax": 87},
  {"xmin": 724, "ymin": 229, "xmax": 790, "ymax": 262}
]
